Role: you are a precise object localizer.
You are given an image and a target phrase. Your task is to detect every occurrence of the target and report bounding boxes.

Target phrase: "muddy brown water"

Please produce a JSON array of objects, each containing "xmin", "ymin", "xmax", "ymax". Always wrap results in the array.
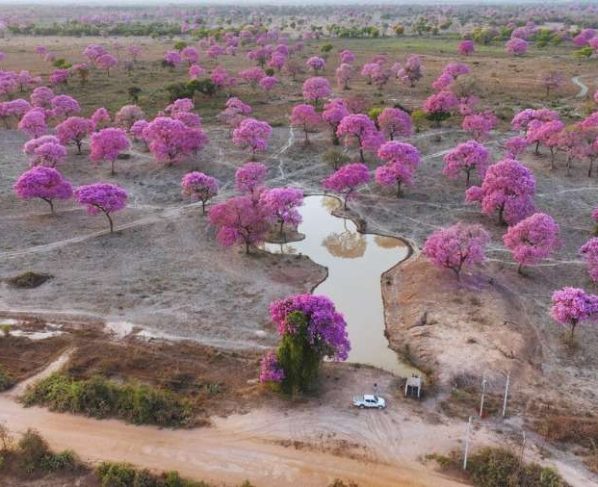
[{"xmin": 264, "ymin": 195, "xmax": 417, "ymax": 377}]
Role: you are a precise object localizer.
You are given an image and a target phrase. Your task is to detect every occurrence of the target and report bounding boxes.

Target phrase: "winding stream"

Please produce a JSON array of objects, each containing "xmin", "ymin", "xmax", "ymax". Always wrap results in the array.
[{"xmin": 264, "ymin": 195, "xmax": 415, "ymax": 376}]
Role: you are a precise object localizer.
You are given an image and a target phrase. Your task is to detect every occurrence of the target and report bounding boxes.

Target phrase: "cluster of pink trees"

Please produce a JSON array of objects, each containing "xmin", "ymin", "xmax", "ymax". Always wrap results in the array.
[{"xmin": 208, "ymin": 162, "xmax": 304, "ymax": 252}]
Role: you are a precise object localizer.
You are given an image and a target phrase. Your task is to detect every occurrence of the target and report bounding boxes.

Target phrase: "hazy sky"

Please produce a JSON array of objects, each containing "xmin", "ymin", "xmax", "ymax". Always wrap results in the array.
[{"xmin": 0, "ymin": 0, "xmax": 565, "ymax": 4}]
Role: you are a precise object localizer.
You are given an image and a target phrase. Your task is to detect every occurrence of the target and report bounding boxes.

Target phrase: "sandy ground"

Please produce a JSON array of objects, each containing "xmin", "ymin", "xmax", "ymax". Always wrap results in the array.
[
  {"xmin": 0, "ymin": 351, "xmax": 474, "ymax": 487},
  {"xmin": 1, "ymin": 34, "xmax": 598, "ymax": 485}
]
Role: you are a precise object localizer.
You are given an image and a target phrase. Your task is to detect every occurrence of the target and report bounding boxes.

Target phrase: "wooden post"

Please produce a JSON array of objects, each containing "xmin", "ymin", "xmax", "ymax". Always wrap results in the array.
[
  {"xmin": 479, "ymin": 375, "xmax": 487, "ymax": 418},
  {"xmin": 463, "ymin": 416, "xmax": 472, "ymax": 470},
  {"xmin": 502, "ymin": 372, "xmax": 510, "ymax": 418}
]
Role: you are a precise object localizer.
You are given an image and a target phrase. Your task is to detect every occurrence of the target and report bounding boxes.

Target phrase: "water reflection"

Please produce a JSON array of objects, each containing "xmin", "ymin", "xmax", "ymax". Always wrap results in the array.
[{"xmin": 264, "ymin": 195, "xmax": 416, "ymax": 376}]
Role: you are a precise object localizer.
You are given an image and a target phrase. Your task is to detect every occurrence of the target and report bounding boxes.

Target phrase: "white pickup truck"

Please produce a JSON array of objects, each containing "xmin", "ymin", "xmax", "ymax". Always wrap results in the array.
[{"xmin": 352, "ymin": 394, "xmax": 386, "ymax": 409}]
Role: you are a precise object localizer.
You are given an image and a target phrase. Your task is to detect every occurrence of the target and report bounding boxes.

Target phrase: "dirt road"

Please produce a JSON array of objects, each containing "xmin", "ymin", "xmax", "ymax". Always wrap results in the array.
[{"xmin": 0, "ymin": 398, "xmax": 466, "ymax": 487}]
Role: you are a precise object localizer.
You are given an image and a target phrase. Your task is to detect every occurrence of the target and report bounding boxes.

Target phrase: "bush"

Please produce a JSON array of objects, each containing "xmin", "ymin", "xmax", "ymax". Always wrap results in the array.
[
  {"xmin": 97, "ymin": 462, "xmax": 137, "ymax": 487},
  {"xmin": 432, "ymin": 447, "xmax": 568, "ymax": 487},
  {"xmin": 23, "ymin": 373, "xmax": 194, "ymax": 427},
  {"xmin": 0, "ymin": 365, "xmax": 14, "ymax": 391},
  {"xmin": 97, "ymin": 462, "xmax": 217, "ymax": 487},
  {"xmin": 17, "ymin": 429, "xmax": 79, "ymax": 475}
]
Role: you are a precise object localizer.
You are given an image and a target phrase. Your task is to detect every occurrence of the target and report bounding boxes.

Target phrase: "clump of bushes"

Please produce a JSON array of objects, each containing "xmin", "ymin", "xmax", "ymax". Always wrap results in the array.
[
  {"xmin": 22, "ymin": 373, "xmax": 194, "ymax": 427},
  {"xmin": 97, "ymin": 462, "xmax": 255, "ymax": 487},
  {"xmin": 97, "ymin": 462, "xmax": 209, "ymax": 487},
  {"xmin": 13, "ymin": 429, "xmax": 80, "ymax": 476},
  {"xmin": 6, "ymin": 271, "xmax": 53, "ymax": 288},
  {"xmin": 0, "ymin": 366, "xmax": 14, "ymax": 392},
  {"xmin": 430, "ymin": 447, "xmax": 569, "ymax": 487}
]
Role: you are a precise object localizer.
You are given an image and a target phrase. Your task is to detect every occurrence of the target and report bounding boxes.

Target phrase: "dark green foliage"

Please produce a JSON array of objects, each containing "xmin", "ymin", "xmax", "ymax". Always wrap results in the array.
[
  {"xmin": 173, "ymin": 41, "xmax": 188, "ymax": 51},
  {"xmin": 128, "ymin": 86, "xmax": 142, "ymax": 103},
  {"xmin": 574, "ymin": 47, "xmax": 594, "ymax": 59},
  {"xmin": 16, "ymin": 429, "xmax": 79, "ymax": 475},
  {"xmin": 53, "ymin": 58, "xmax": 72, "ymax": 69},
  {"xmin": 23, "ymin": 373, "xmax": 194, "ymax": 427},
  {"xmin": 276, "ymin": 312, "xmax": 321, "ymax": 395},
  {"xmin": 8, "ymin": 21, "xmax": 182, "ymax": 37},
  {"xmin": 426, "ymin": 111, "xmax": 451, "ymax": 127},
  {"xmin": 320, "ymin": 43, "xmax": 334, "ymax": 53},
  {"xmin": 0, "ymin": 365, "xmax": 14, "ymax": 391},
  {"xmin": 433, "ymin": 448, "xmax": 569, "ymax": 487},
  {"xmin": 165, "ymin": 80, "xmax": 217, "ymax": 102},
  {"xmin": 7, "ymin": 271, "xmax": 53, "ymax": 288},
  {"xmin": 97, "ymin": 462, "xmax": 216, "ymax": 487},
  {"xmin": 264, "ymin": 68, "xmax": 275, "ymax": 76}
]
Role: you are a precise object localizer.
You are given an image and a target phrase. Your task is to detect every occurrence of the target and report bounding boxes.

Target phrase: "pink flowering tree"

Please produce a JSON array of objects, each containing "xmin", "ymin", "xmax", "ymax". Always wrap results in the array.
[
  {"xmin": 335, "ymin": 63, "xmax": 353, "ymax": 90},
  {"xmin": 14, "ymin": 166, "xmax": 73, "ymax": 213},
  {"xmin": 290, "ymin": 104, "xmax": 321, "ymax": 144},
  {"xmin": 181, "ymin": 46, "xmax": 199, "ymax": 66},
  {"xmin": 208, "ymin": 195, "xmax": 271, "ymax": 253},
  {"xmin": 336, "ymin": 114, "xmax": 379, "ymax": 162},
  {"xmin": 443, "ymin": 140, "xmax": 489, "ymax": 186},
  {"xmin": 551, "ymin": 287, "xmax": 598, "ymax": 338},
  {"xmin": 506, "ymin": 38, "xmax": 528, "ymax": 56},
  {"xmin": 50, "ymin": 95, "xmax": 80, "ymax": 119},
  {"xmin": 302, "ymin": 77, "xmax": 331, "ymax": 108},
  {"xmin": 395, "ymin": 55, "xmax": 423, "ymax": 88},
  {"xmin": 91, "ymin": 107, "xmax": 111, "ymax": 130},
  {"xmin": 142, "ymin": 117, "xmax": 207, "ymax": 165},
  {"xmin": 235, "ymin": 162, "xmax": 268, "ymax": 197},
  {"xmin": 323, "ymin": 162, "xmax": 370, "ymax": 209},
  {"xmin": 74, "ymin": 183, "xmax": 128, "ymax": 233},
  {"xmin": 259, "ymin": 76, "xmax": 278, "ymax": 92},
  {"xmin": 115, "ymin": 105, "xmax": 145, "ymax": 131},
  {"xmin": 90, "ymin": 128, "xmax": 130, "ymax": 174},
  {"xmin": 423, "ymin": 222, "xmax": 490, "ymax": 280},
  {"xmin": 181, "ymin": 171, "xmax": 219, "ymax": 214},
  {"xmin": 466, "ymin": 158, "xmax": 536, "ymax": 225},
  {"xmin": 504, "ymin": 136, "xmax": 529, "ymax": 158},
  {"xmin": 18, "ymin": 108, "xmax": 47, "ymax": 138},
  {"xmin": 503, "ymin": 213, "xmax": 560, "ymax": 274},
  {"xmin": 376, "ymin": 141, "xmax": 421, "ymax": 197},
  {"xmin": 423, "ymin": 91, "xmax": 458, "ymax": 127},
  {"xmin": 188, "ymin": 64, "xmax": 205, "ymax": 80},
  {"xmin": 219, "ymin": 97, "xmax": 252, "ymax": 128},
  {"xmin": 30, "ymin": 86, "xmax": 54, "ymax": 108},
  {"xmin": 30, "ymin": 141, "xmax": 67, "ymax": 168},
  {"xmin": 96, "ymin": 54, "xmax": 118, "ymax": 76},
  {"xmin": 377, "ymin": 108, "xmax": 413, "ymax": 140},
  {"xmin": 462, "ymin": 112, "xmax": 497, "ymax": 141},
  {"xmin": 261, "ymin": 294, "xmax": 350, "ymax": 394},
  {"xmin": 260, "ymin": 187, "xmax": 304, "ymax": 238},
  {"xmin": 23, "ymin": 135, "xmax": 64, "ymax": 166},
  {"xmin": 541, "ymin": 72, "xmax": 565, "ymax": 97},
  {"xmin": 458, "ymin": 40, "xmax": 475, "ymax": 56},
  {"xmin": 56, "ymin": 116, "xmax": 95, "ymax": 154},
  {"xmin": 580, "ymin": 238, "xmax": 598, "ymax": 283},
  {"xmin": 232, "ymin": 118, "xmax": 272, "ymax": 158},
  {"xmin": 322, "ymin": 98, "xmax": 349, "ymax": 145},
  {"xmin": 306, "ymin": 56, "xmax": 325, "ymax": 73}
]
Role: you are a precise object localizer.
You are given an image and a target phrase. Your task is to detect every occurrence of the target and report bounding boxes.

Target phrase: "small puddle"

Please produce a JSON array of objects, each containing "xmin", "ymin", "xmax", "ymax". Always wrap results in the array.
[{"xmin": 264, "ymin": 195, "xmax": 416, "ymax": 377}]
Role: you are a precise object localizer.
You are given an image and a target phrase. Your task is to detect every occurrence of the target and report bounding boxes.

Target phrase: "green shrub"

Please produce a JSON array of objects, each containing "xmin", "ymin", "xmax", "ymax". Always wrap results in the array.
[
  {"xmin": 23, "ymin": 373, "xmax": 193, "ymax": 427},
  {"xmin": 98, "ymin": 462, "xmax": 137, "ymax": 487},
  {"xmin": 433, "ymin": 447, "xmax": 568, "ymax": 487},
  {"xmin": 0, "ymin": 365, "xmax": 14, "ymax": 391},
  {"xmin": 17, "ymin": 429, "xmax": 78, "ymax": 475},
  {"xmin": 97, "ymin": 462, "xmax": 216, "ymax": 487}
]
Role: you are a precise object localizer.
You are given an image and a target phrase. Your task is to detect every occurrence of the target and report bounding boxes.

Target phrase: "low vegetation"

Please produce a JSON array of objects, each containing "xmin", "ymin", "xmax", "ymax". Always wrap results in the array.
[
  {"xmin": 0, "ymin": 427, "xmax": 255, "ymax": 486},
  {"xmin": 22, "ymin": 373, "xmax": 194, "ymax": 427},
  {"xmin": 430, "ymin": 447, "xmax": 569, "ymax": 487}
]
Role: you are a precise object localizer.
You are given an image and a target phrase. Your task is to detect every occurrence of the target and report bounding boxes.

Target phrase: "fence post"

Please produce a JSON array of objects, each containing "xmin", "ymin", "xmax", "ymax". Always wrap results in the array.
[
  {"xmin": 463, "ymin": 416, "xmax": 472, "ymax": 470},
  {"xmin": 502, "ymin": 372, "xmax": 511, "ymax": 418}
]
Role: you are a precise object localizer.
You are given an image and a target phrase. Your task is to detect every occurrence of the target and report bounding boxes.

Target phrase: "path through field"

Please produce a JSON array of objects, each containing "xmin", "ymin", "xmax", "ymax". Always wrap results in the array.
[{"xmin": 0, "ymin": 354, "xmax": 467, "ymax": 487}]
